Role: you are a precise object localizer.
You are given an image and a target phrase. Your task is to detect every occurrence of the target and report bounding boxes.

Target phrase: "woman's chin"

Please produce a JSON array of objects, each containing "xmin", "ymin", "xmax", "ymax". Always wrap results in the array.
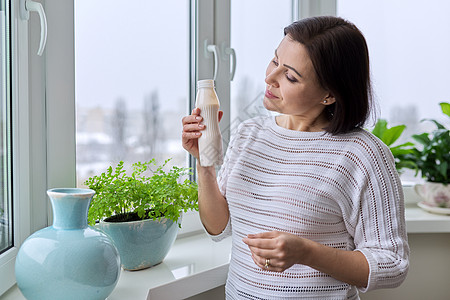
[{"xmin": 263, "ymin": 97, "xmax": 279, "ymax": 113}]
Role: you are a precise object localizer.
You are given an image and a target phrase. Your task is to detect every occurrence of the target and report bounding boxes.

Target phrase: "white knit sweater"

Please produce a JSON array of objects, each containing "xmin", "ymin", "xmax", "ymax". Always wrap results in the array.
[{"xmin": 209, "ymin": 116, "xmax": 409, "ymax": 300}]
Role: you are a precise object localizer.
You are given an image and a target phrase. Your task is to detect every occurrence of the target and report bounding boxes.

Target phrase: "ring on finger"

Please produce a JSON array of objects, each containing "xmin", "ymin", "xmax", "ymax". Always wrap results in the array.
[{"xmin": 264, "ymin": 258, "xmax": 270, "ymax": 269}]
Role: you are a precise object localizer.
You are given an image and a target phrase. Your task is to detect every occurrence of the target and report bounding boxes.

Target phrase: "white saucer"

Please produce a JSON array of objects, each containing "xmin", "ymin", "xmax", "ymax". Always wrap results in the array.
[{"xmin": 417, "ymin": 201, "xmax": 450, "ymax": 215}]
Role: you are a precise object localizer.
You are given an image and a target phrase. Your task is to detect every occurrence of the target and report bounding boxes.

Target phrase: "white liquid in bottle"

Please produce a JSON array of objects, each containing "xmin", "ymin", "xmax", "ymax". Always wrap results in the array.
[{"xmin": 195, "ymin": 79, "xmax": 223, "ymax": 166}]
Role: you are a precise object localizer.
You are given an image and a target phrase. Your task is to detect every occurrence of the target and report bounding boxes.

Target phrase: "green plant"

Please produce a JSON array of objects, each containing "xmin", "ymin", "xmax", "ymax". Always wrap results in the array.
[
  {"xmin": 410, "ymin": 102, "xmax": 450, "ymax": 184},
  {"xmin": 371, "ymin": 119, "xmax": 416, "ymax": 172},
  {"xmin": 85, "ymin": 159, "xmax": 198, "ymax": 226}
]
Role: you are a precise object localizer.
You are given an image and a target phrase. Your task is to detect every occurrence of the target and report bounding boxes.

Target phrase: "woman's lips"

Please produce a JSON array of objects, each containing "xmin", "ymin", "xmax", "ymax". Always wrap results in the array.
[{"xmin": 265, "ymin": 89, "xmax": 278, "ymax": 99}]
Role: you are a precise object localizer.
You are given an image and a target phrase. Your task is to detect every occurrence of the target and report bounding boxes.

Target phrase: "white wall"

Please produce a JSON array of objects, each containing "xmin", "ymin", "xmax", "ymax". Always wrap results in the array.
[{"xmin": 361, "ymin": 233, "xmax": 450, "ymax": 300}]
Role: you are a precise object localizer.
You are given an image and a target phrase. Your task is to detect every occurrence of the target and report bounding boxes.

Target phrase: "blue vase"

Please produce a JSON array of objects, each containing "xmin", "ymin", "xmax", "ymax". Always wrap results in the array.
[
  {"xmin": 15, "ymin": 188, "xmax": 121, "ymax": 300},
  {"xmin": 100, "ymin": 216, "xmax": 179, "ymax": 271}
]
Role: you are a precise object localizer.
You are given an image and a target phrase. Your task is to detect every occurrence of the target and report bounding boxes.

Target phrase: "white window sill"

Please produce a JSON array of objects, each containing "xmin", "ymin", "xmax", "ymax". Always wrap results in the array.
[
  {"xmin": 403, "ymin": 185, "xmax": 450, "ymax": 233},
  {"xmin": 3, "ymin": 186, "xmax": 450, "ymax": 300},
  {"xmin": 108, "ymin": 232, "xmax": 231, "ymax": 300}
]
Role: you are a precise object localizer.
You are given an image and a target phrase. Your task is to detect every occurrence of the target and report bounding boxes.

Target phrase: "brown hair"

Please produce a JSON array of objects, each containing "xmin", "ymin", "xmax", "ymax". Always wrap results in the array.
[{"xmin": 284, "ymin": 16, "xmax": 373, "ymax": 134}]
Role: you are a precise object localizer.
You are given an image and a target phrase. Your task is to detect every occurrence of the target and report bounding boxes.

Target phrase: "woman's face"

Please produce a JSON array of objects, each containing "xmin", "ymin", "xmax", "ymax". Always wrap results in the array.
[{"xmin": 263, "ymin": 35, "xmax": 332, "ymax": 118}]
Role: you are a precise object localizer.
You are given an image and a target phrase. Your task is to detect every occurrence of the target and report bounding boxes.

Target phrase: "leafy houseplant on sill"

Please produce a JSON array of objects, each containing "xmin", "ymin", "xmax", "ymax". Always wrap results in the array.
[
  {"xmin": 409, "ymin": 102, "xmax": 450, "ymax": 213},
  {"xmin": 85, "ymin": 159, "xmax": 198, "ymax": 270}
]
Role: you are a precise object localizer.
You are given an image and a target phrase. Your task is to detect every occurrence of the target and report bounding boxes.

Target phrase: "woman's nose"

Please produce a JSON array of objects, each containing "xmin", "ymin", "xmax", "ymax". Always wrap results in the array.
[{"xmin": 265, "ymin": 69, "xmax": 280, "ymax": 88}]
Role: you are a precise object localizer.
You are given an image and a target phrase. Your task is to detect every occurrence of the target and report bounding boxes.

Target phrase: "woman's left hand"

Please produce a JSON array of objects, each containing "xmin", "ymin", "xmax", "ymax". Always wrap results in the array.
[{"xmin": 242, "ymin": 231, "xmax": 311, "ymax": 272}]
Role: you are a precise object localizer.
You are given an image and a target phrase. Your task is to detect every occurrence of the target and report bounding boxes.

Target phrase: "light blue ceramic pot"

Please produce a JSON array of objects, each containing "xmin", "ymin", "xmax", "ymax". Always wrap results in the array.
[
  {"xmin": 99, "ymin": 216, "xmax": 180, "ymax": 270},
  {"xmin": 15, "ymin": 188, "xmax": 121, "ymax": 300}
]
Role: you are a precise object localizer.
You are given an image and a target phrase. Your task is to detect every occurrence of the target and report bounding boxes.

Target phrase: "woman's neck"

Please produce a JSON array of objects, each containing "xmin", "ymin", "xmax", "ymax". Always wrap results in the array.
[{"xmin": 275, "ymin": 114, "xmax": 329, "ymax": 132}]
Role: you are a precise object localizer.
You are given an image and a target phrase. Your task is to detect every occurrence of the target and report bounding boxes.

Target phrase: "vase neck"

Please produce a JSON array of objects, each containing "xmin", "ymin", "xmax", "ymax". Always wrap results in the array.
[{"xmin": 47, "ymin": 188, "xmax": 95, "ymax": 230}]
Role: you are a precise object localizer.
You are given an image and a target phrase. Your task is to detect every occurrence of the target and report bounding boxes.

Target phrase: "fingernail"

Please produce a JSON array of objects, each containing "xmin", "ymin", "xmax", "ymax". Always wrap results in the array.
[
  {"xmin": 195, "ymin": 132, "xmax": 201, "ymax": 136},
  {"xmin": 198, "ymin": 124, "xmax": 204, "ymax": 128},
  {"xmin": 195, "ymin": 116, "xmax": 202, "ymax": 120}
]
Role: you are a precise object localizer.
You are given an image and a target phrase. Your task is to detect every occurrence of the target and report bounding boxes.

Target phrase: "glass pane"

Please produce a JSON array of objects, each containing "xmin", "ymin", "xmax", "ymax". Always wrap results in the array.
[
  {"xmin": 337, "ymin": 0, "xmax": 450, "ymax": 182},
  {"xmin": 75, "ymin": 1, "xmax": 190, "ymax": 186},
  {"xmin": 230, "ymin": 0, "xmax": 292, "ymax": 130},
  {"xmin": 0, "ymin": 0, "xmax": 12, "ymax": 254}
]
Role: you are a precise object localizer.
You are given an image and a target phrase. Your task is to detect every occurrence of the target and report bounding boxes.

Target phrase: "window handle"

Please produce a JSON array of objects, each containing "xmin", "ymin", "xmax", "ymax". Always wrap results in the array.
[
  {"xmin": 204, "ymin": 40, "xmax": 219, "ymax": 80},
  {"xmin": 19, "ymin": 0, "xmax": 48, "ymax": 56},
  {"xmin": 224, "ymin": 47, "xmax": 236, "ymax": 81}
]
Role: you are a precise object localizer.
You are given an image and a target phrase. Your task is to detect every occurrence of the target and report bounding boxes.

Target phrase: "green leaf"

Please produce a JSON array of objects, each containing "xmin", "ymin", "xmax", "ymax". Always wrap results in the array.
[
  {"xmin": 390, "ymin": 147, "xmax": 414, "ymax": 156},
  {"xmin": 391, "ymin": 141, "xmax": 415, "ymax": 148},
  {"xmin": 382, "ymin": 125, "xmax": 406, "ymax": 146},
  {"xmin": 439, "ymin": 161, "xmax": 448, "ymax": 180},
  {"xmin": 371, "ymin": 119, "xmax": 387, "ymax": 139},
  {"xmin": 396, "ymin": 160, "xmax": 417, "ymax": 170},
  {"xmin": 422, "ymin": 118, "xmax": 445, "ymax": 130},
  {"xmin": 412, "ymin": 133, "xmax": 431, "ymax": 146},
  {"xmin": 440, "ymin": 102, "xmax": 450, "ymax": 118}
]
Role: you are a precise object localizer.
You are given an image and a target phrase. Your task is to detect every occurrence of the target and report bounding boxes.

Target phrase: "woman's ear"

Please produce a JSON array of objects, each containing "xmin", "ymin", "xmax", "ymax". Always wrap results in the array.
[{"xmin": 322, "ymin": 93, "xmax": 336, "ymax": 105}]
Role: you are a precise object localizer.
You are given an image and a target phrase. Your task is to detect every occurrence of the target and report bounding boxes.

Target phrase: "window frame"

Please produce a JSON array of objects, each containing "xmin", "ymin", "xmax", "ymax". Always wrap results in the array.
[
  {"xmin": 0, "ymin": 0, "xmax": 32, "ymax": 294},
  {"xmin": 0, "ymin": 0, "xmax": 12, "ymax": 256},
  {"xmin": 0, "ymin": 0, "xmax": 75, "ymax": 294}
]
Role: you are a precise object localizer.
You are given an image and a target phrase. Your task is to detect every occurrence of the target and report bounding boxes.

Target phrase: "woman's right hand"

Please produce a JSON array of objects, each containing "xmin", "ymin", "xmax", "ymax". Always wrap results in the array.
[
  {"xmin": 181, "ymin": 108, "xmax": 204, "ymax": 159},
  {"xmin": 181, "ymin": 107, "xmax": 223, "ymax": 160}
]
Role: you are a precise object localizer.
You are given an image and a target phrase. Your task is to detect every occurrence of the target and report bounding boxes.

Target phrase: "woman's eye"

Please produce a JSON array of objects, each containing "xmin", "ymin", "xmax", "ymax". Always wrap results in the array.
[
  {"xmin": 286, "ymin": 72, "xmax": 297, "ymax": 83},
  {"xmin": 272, "ymin": 59, "xmax": 279, "ymax": 66}
]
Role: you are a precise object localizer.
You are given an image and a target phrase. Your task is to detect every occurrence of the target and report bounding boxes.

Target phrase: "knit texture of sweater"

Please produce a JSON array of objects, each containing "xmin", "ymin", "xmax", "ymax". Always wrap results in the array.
[{"xmin": 209, "ymin": 116, "xmax": 409, "ymax": 300}]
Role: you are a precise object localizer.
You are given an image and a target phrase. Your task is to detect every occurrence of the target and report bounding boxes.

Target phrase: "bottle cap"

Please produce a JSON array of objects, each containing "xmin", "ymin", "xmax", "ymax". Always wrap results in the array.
[{"xmin": 197, "ymin": 79, "xmax": 215, "ymax": 89}]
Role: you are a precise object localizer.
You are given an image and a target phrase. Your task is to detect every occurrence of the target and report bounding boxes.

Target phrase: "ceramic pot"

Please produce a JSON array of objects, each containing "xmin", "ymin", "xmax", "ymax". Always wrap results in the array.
[
  {"xmin": 99, "ymin": 216, "xmax": 180, "ymax": 271},
  {"xmin": 415, "ymin": 182, "xmax": 450, "ymax": 208},
  {"xmin": 15, "ymin": 188, "xmax": 121, "ymax": 300}
]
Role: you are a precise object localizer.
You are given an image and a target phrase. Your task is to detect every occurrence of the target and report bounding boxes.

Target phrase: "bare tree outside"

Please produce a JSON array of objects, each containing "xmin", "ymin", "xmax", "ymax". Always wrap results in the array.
[
  {"xmin": 142, "ymin": 90, "xmax": 161, "ymax": 160},
  {"xmin": 111, "ymin": 98, "xmax": 128, "ymax": 163}
]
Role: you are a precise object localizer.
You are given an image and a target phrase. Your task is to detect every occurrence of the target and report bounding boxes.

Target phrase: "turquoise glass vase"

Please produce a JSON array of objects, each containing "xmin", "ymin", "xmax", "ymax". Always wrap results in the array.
[{"xmin": 15, "ymin": 188, "xmax": 121, "ymax": 300}]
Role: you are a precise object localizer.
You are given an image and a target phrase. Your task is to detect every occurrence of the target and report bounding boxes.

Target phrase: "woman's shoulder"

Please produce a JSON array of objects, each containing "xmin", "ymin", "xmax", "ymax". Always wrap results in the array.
[
  {"xmin": 334, "ymin": 128, "xmax": 394, "ymax": 162},
  {"xmin": 340, "ymin": 128, "xmax": 389, "ymax": 147}
]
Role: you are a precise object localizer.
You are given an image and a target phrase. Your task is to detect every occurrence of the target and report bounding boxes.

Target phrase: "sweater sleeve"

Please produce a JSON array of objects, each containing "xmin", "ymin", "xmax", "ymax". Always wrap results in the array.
[
  {"xmin": 203, "ymin": 122, "xmax": 243, "ymax": 242},
  {"xmin": 343, "ymin": 134, "xmax": 410, "ymax": 292}
]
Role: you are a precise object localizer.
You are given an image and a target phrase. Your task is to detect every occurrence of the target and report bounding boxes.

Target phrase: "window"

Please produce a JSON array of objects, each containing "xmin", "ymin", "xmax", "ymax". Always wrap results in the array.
[
  {"xmin": 75, "ymin": 0, "xmax": 191, "ymax": 186},
  {"xmin": 337, "ymin": 0, "xmax": 450, "ymax": 182},
  {"xmin": 0, "ymin": 0, "xmax": 12, "ymax": 256}
]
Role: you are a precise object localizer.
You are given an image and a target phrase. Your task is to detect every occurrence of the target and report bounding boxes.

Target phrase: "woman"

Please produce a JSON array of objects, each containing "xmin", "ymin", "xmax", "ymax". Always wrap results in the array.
[{"xmin": 182, "ymin": 16, "xmax": 409, "ymax": 299}]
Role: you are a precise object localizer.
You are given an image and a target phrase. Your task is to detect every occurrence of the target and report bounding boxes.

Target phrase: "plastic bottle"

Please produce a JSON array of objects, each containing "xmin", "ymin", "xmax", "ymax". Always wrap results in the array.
[{"xmin": 195, "ymin": 79, "xmax": 223, "ymax": 166}]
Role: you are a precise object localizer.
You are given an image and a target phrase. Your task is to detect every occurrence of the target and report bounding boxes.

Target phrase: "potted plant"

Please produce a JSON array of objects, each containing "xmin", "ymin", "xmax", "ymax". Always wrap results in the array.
[
  {"xmin": 409, "ymin": 102, "xmax": 450, "ymax": 212},
  {"xmin": 85, "ymin": 158, "xmax": 198, "ymax": 270}
]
